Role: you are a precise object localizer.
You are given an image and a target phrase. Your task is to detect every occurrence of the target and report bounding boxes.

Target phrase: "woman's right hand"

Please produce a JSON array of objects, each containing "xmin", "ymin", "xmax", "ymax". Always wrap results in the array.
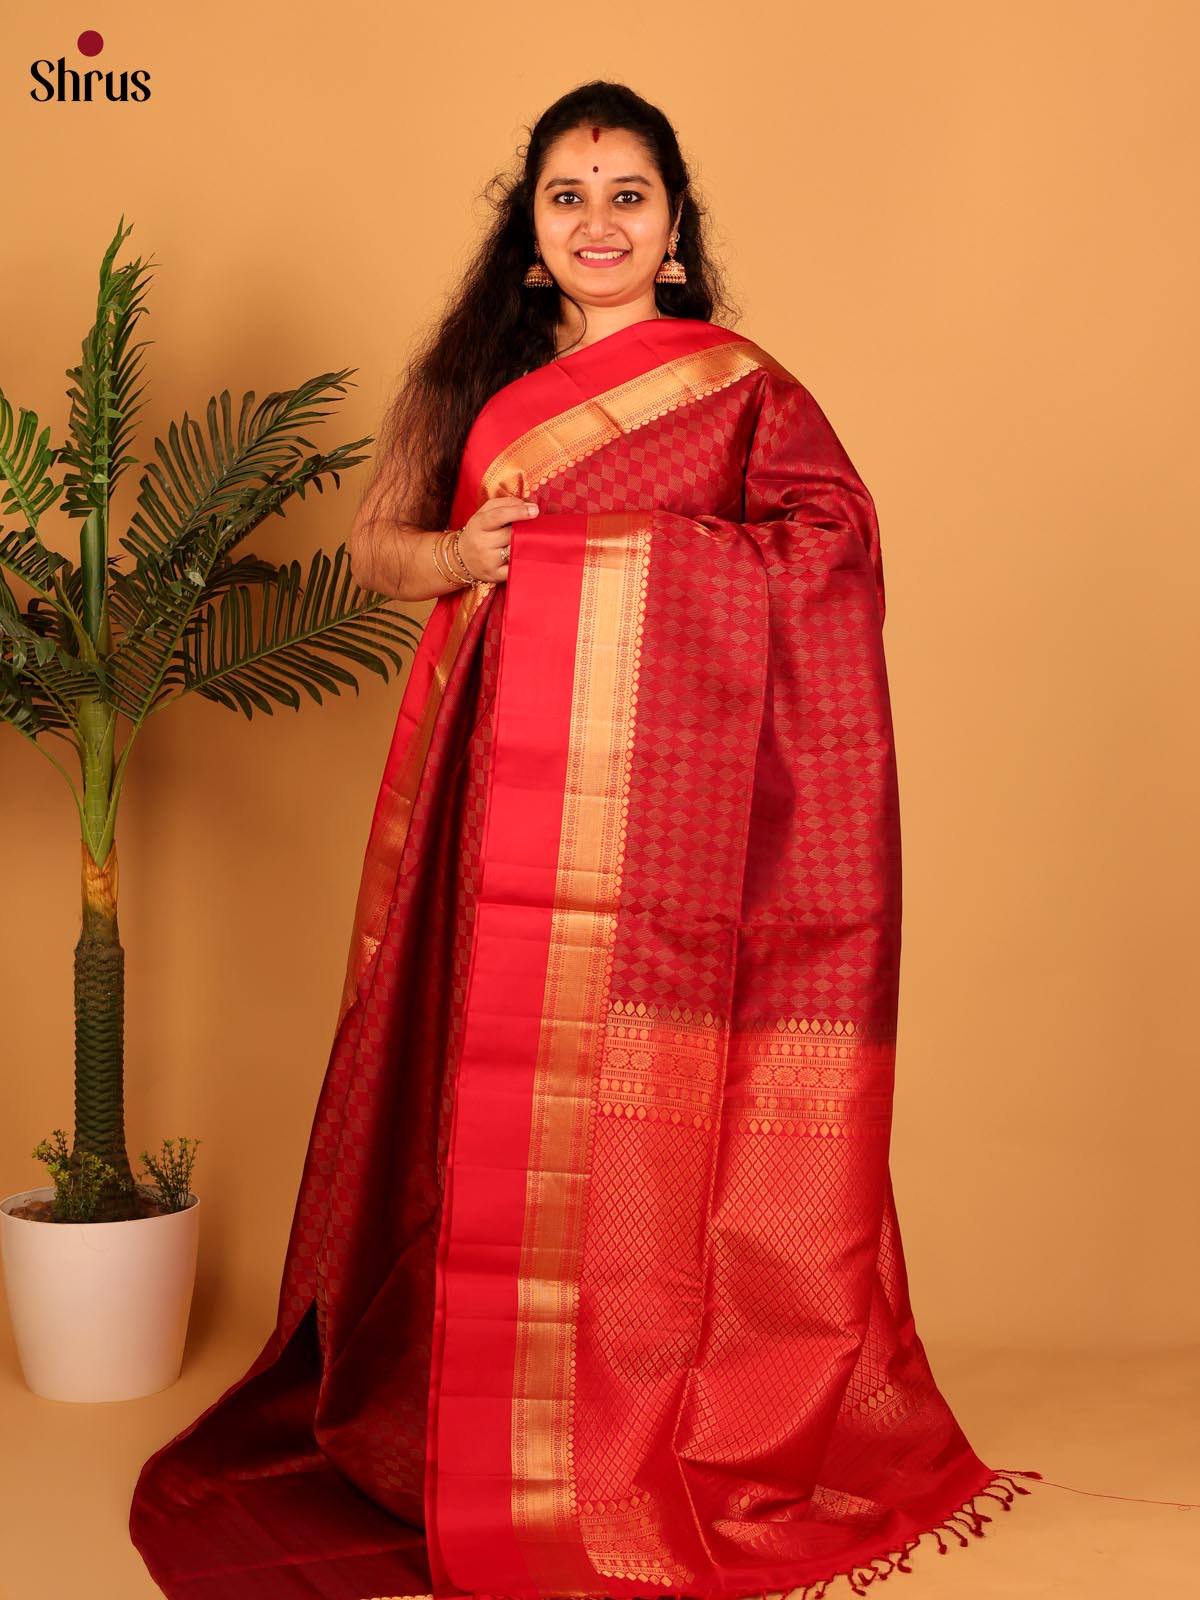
[{"xmin": 456, "ymin": 496, "xmax": 539, "ymax": 584}]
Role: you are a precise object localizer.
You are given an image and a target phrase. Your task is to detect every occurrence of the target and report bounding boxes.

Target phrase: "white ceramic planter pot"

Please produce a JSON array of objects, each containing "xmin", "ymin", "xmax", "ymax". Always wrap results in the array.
[{"xmin": 0, "ymin": 1183, "xmax": 200, "ymax": 1402}]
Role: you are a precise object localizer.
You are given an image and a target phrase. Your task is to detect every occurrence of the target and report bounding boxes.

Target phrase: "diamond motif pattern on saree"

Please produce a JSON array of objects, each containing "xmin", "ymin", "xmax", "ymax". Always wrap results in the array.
[{"xmin": 539, "ymin": 377, "xmax": 754, "ymax": 522}]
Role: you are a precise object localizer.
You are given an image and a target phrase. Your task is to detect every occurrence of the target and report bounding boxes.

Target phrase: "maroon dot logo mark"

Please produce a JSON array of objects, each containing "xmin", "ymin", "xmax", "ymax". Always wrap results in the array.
[{"xmin": 77, "ymin": 30, "xmax": 104, "ymax": 56}]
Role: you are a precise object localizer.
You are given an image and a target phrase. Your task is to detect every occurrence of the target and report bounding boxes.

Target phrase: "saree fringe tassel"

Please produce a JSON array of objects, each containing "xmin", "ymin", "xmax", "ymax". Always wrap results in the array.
[
  {"xmin": 764, "ymin": 1468, "xmax": 1045, "ymax": 1600},
  {"xmin": 360, "ymin": 1471, "xmax": 1046, "ymax": 1597}
]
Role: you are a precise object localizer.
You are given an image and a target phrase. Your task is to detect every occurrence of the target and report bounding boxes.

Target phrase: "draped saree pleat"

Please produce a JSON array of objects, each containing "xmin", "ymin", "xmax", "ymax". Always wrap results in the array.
[{"xmin": 129, "ymin": 316, "xmax": 1038, "ymax": 1600}]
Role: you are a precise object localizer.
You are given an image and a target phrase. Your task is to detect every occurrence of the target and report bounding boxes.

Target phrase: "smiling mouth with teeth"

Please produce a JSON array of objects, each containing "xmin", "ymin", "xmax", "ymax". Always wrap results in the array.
[{"xmin": 576, "ymin": 248, "xmax": 629, "ymax": 259}]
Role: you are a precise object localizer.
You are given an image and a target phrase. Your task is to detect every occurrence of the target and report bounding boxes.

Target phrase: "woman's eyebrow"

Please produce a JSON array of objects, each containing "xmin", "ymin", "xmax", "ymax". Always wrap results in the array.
[{"xmin": 542, "ymin": 173, "xmax": 654, "ymax": 188}]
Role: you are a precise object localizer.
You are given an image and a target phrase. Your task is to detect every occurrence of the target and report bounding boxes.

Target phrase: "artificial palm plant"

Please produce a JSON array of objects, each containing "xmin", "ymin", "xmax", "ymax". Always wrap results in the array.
[{"xmin": 0, "ymin": 217, "xmax": 420, "ymax": 1223}]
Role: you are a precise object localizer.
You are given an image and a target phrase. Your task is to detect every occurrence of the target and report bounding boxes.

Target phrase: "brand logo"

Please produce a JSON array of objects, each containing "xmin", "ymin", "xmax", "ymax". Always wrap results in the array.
[{"xmin": 30, "ymin": 30, "xmax": 151, "ymax": 104}]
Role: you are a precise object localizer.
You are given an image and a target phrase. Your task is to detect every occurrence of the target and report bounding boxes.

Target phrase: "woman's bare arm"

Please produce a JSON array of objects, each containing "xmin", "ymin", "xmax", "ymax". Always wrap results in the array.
[
  {"xmin": 348, "ymin": 494, "xmax": 541, "ymax": 603},
  {"xmin": 348, "ymin": 514, "xmax": 471, "ymax": 604}
]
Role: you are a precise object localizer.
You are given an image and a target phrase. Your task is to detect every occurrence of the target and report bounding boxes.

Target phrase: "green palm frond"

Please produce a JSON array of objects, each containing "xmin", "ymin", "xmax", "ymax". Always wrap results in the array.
[
  {"xmin": 103, "ymin": 542, "xmax": 211, "ymax": 721},
  {"xmin": 0, "ymin": 394, "xmax": 64, "ymax": 530},
  {"xmin": 118, "ymin": 377, "xmax": 372, "ymax": 574},
  {"xmin": 99, "ymin": 385, "xmax": 372, "ymax": 729},
  {"xmin": 0, "ymin": 525, "xmax": 91, "ymax": 665},
  {"xmin": 0, "ymin": 589, "xmax": 104, "ymax": 734},
  {"xmin": 198, "ymin": 553, "xmax": 282, "ymax": 594},
  {"xmin": 107, "ymin": 551, "xmax": 278, "ymax": 628},
  {"xmin": 0, "ymin": 523, "xmax": 77, "ymax": 604},
  {"xmin": 176, "ymin": 544, "xmax": 420, "ymax": 719},
  {"xmin": 58, "ymin": 217, "xmax": 154, "ymax": 521},
  {"xmin": 0, "ymin": 664, "xmax": 39, "ymax": 732}
]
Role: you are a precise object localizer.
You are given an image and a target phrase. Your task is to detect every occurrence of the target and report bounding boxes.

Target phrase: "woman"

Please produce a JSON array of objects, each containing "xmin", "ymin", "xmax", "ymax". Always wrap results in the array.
[{"xmin": 130, "ymin": 80, "xmax": 1038, "ymax": 1600}]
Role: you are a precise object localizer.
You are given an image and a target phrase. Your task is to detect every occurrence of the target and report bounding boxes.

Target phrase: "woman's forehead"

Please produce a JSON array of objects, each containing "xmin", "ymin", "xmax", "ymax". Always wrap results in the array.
[{"xmin": 540, "ymin": 123, "xmax": 659, "ymax": 174}]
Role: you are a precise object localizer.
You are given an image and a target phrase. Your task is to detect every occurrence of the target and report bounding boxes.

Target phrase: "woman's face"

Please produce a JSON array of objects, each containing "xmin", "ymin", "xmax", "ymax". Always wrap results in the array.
[{"xmin": 531, "ymin": 124, "xmax": 674, "ymax": 311}]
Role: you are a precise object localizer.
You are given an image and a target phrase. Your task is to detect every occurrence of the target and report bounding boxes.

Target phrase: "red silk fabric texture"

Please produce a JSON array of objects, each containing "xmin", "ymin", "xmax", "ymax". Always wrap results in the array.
[{"xmin": 129, "ymin": 318, "xmax": 1021, "ymax": 1599}]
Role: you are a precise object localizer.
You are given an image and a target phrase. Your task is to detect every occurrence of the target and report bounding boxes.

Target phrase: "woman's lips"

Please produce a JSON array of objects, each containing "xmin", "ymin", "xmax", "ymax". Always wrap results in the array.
[{"xmin": 574, "ymin": 248, "xmax": 630, "ymax": 269}]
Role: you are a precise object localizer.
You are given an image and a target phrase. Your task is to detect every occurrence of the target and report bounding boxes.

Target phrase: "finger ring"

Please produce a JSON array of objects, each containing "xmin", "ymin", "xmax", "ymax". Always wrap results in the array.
[{"xmin": 500, "ymin": 545, "xmax": 510, "ymax": 563}]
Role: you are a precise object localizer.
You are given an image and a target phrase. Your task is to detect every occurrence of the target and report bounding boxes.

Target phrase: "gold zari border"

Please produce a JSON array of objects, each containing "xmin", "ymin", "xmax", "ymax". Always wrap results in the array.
[
  {"xmin": 510, "ymin": 515, "xmax": 652, "ymax": 1587},
  {"xmin": 727, "ymin": 1015, "xmax": 896, "ymax": 1134},
  {"xmin": 482, "ymin": 339, "xmax": 786, "ymax": 499}
]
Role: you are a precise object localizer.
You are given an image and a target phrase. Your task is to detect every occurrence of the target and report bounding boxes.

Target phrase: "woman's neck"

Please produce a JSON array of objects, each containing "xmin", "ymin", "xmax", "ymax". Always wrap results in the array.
[{"xmin": 555, "ymin": 295, "xmax": 664, "ymax": 355}]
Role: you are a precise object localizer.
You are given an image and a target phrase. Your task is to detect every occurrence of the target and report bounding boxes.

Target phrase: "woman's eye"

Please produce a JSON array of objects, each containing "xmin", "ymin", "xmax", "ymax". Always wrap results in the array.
[{"xmin": 550, "ymin": 190, "xmax": 644, "ymax": 205}]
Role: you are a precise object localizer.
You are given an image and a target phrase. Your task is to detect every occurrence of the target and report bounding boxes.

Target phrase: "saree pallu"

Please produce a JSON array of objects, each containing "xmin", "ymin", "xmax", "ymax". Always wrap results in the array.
[{"xmin": 129, "ymin": 317, "xmax": 1038, "ymax": 1600}]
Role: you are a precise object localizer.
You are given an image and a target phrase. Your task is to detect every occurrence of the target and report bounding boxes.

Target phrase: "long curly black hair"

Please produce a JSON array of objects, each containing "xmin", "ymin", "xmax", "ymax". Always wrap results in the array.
[{"xmin": 362, "ymin": 79, "xmax": 738, "ymax": 535}]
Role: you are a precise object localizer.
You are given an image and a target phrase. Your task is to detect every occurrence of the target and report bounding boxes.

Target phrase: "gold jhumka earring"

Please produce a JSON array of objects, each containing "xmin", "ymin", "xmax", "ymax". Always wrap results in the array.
[
  {"xmin": 522, "ymin": 241, "xmax": 554, "ymax": 287},
  {"xmin": 654, "ymin": 216, "xmax": 687, "ymax": 284}
]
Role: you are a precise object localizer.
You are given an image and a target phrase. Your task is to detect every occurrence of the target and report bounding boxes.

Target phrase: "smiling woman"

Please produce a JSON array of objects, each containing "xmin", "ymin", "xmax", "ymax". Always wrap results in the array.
[
  {"xmin": 128, "ymin": 77, "xmax": 1041, "ymax": 1600},
  {"xmin": 534, "ymin": 126, "xmax": 681, "ymax": 347},
  {"xmin": 331, "ymin": 79, "xmax": 737, "ymax": 609}
]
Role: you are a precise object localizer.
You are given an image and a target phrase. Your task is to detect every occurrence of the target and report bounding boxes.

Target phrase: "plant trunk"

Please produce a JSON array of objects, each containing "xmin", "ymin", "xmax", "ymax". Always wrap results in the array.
[{"xmin": 74, "ymin": 839, "xmax": 137, "ymax": 1221}]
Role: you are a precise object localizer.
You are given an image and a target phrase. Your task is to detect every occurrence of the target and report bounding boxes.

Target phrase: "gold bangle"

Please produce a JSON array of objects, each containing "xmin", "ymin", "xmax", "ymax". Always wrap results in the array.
[
  {"xmin": 441, "ymin": 531, "xmax": 472, "ymax": 585},
  {"xmin": 429, "ymin": 532, "xmax": 455, "ymax": 585},
  {"xmin": 449, "ymin": 528, "xmax": 482, "ymax": 587},
  {"xmin": 432, "ymin": 530, "xmax": 469, "ymax": 587}
]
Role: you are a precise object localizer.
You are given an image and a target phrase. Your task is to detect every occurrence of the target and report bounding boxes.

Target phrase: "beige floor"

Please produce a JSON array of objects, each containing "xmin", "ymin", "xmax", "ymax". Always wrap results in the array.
[{"xmin": 1, "ymin": 1302, "xmax": 1196, "ymax": 1599}]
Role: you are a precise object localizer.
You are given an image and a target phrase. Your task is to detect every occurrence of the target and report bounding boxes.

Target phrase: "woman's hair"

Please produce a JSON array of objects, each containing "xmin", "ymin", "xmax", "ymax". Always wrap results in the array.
[{"xmin": 361, "ymin": 79, "xmax": 737, "ymax": 538}]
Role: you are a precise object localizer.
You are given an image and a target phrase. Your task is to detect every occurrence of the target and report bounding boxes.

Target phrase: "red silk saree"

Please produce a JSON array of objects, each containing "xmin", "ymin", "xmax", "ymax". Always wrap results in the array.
[{"xmin": 129, "ymin": 316, "xmax": 1038, "ymax": 1599}]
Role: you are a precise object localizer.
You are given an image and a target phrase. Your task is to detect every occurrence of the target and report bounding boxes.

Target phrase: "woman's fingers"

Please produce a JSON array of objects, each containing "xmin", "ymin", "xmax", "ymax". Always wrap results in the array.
[
  {"xmin": 454, "ymin": 498, "xmax": 536, "ymax": 582},
  {"xmin": 473, "ymin": 497, "xmax": 539, "ymax": 531}
]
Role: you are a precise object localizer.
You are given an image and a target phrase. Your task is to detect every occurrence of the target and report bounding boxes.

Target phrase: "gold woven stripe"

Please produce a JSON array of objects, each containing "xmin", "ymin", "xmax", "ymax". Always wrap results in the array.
[
  {"xmin": 509, "ymin": 515, "xmax": 652, "ymax": 1586},
  {"xmin": 481, "ymin": 338, "xmax": 784, "ymax": 498}
]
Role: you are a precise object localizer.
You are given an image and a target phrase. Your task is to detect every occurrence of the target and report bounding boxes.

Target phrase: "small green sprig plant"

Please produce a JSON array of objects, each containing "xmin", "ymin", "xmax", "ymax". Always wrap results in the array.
[
  {"xmin": 136, "ymin": 1134, "xmax": 201, "ymax": 1212},
  {"xmin": 30, "ymin": 1128, "xmax": 129, "ymax": 1222},
  {"xmin": 31, "ymin": 1128, "xmax": 201, "ymax": 1222}
]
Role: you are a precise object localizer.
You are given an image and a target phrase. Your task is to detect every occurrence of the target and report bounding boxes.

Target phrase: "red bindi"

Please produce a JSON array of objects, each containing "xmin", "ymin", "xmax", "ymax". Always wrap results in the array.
[{"xmin": 593, "ymin": 165, "xmax": 599, "ymax": 172}]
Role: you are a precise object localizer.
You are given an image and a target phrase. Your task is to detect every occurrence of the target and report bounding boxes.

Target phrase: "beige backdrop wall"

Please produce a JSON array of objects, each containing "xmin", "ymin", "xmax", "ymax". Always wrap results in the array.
[{"xmin": 1, "ymin": 0, "xmax": 1195, "ymax": 1362}]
